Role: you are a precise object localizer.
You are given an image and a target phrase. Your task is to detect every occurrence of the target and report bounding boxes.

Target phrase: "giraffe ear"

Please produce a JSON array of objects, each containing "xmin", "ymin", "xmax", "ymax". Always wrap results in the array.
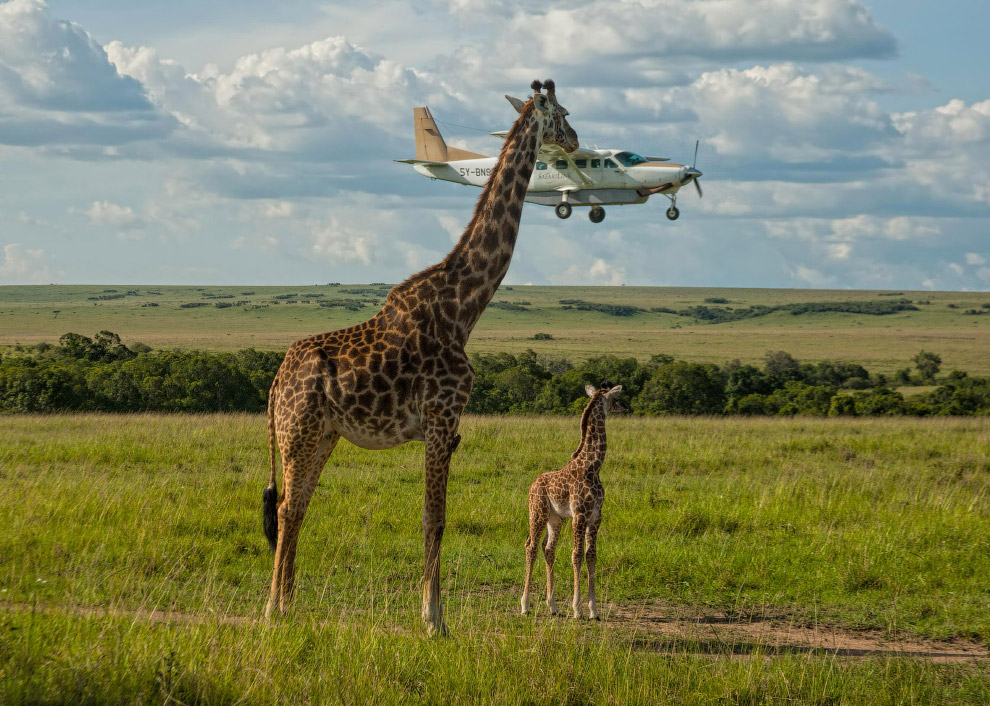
[
  {"xmin": 505, "ymin": 95, "xmax": 526, "ymax": 114},
  {"xmin": 605, "ymin": 385, "xmax": 623, "ymax": 398},
  {"xmin": 585, "ymin": 384, "xmax": 596, "ymax": 398}
]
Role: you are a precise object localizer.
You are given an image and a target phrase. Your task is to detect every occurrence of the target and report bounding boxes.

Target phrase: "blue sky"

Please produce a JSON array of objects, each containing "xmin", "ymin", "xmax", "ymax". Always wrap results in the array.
[{"xmin": 1, "ymin": 0, "xmax": 988, "ymax": 288}]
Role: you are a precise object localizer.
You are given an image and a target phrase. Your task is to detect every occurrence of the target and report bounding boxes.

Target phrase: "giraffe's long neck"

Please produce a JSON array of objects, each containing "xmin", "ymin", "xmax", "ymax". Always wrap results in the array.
[
  {"xmin": 443, "ymin": 107, "xmax": 543, "ymax": 337},
  {"xmin": 573, "ymin": 399, "xmax": 607, "ymax": 474}
]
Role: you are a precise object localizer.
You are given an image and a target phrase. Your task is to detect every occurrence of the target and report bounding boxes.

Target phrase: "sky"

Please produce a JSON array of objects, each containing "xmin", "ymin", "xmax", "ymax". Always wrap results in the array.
[{"xmin": 1, "ymin": 0, "xmax": 988, "ymax": 289}]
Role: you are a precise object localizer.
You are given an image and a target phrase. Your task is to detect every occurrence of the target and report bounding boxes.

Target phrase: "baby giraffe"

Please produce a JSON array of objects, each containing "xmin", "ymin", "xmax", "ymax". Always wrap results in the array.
[{"xmin": 522, "ymin": 382, "xmax": 623, "ymax": 619}]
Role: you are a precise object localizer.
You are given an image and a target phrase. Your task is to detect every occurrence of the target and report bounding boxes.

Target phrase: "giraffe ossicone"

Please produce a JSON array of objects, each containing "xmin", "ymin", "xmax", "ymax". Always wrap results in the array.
[
  {"xmin": 261, "ymin": 80, "xmax": 577, "ymax": 635},
  {"xmin": 521, "ymin": 382, "xmax": 623, "ymax": 620}
]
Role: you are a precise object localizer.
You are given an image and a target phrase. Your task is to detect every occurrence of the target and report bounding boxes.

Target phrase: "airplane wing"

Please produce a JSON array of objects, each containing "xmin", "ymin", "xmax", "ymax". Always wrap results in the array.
[
  {"xmin": 539, "ymin": 144, "xmax": 599, "ymax": 162},
  {"xmin": 488, "ymin": 132, "xmax": 598, "ymax": 186},
  {"xmin": 538, "ymin": 144, "xmax": 598, "ymax": 187}
]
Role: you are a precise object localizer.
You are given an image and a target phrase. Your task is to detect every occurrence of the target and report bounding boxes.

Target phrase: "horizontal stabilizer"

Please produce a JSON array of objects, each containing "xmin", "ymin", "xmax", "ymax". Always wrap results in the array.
[{"xmin": 395, "ymin": 158, "xmax": 447, "ymax": 166}]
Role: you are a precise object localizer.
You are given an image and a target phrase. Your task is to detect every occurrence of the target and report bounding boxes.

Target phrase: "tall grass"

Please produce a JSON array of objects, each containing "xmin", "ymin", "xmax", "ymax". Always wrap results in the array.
[{"xmin": 1, "ymin": 414, "xmax": 988, "ymax": 703}]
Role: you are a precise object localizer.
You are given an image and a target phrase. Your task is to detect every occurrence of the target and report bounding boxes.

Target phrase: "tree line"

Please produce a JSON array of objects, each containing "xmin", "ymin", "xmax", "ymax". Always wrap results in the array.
[{"xmin": 1, "ymin": 331, "xmax": 988, "ymax": 416}]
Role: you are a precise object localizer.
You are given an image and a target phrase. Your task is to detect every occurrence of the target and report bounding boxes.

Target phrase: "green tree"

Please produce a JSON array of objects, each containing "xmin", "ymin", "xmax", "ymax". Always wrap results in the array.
[
  {"xmin": 828, "ymin": 394, "xmax": 857, "ymax": 417},
  {"xmin": 635, "ymin": 361, "xmax": 726, "ymax": 415},
  {"xmin": 913, "ymin": 350, "xmax": 942, "ymax": 382}
]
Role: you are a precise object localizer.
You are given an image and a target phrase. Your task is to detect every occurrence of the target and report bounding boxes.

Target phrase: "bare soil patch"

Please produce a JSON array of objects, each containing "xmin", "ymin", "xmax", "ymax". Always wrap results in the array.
[
  {"xmin": 602, "ymin": 602, "xmax": 988, "ymax": 663},
  {"xmin": 4, "ymin": 600, "xmax": 987, "ymax": 663}
]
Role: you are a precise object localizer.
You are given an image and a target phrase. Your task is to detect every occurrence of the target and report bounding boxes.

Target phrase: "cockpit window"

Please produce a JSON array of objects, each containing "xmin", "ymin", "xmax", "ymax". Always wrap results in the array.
[
  {"xmin": 614, "ymin": 151, "xmax": 648, "ymax": 167},
  {"xmin": 536, "ymin": 161, "xmax": 547, "ymax": 170}
]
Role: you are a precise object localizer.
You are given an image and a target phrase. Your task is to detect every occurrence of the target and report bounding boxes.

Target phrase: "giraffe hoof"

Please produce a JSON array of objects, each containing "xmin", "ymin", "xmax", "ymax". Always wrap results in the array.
[{"xmin": 426, "ymin": 620, "xmax": 449, "ymax": 637}]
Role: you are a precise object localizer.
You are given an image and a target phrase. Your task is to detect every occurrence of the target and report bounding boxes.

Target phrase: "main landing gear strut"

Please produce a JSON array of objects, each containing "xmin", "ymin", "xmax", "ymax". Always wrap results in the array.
[{"xmin": 554, "ymin": 200, "xmax": 607, "ymax": 223}]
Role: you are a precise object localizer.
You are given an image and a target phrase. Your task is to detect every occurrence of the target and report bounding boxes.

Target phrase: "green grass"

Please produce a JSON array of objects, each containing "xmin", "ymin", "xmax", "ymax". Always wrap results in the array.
[
  {"xmin": 3, "ymin": 284, "xmax": 990, "ymax": 374},
  {"xmin": 2, "ymin": 414, "xmax": 988, "ymax": 703}
]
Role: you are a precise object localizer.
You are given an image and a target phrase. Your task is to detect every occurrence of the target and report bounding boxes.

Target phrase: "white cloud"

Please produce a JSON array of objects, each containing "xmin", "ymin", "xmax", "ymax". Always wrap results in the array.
[
  {"xmin": 965, "ymin": 253, "xmax": 986, "ymax": 266},
  {"xmin": 17, "ymin": 211, "xmax": 46, "ymax": 226},
  {"xmin": 83, "ymin": 200, "xmax": 143, "ymax": 229},
  {"xmin": 554, "ymin": 257, "xmax": 626, "ymax": 286},
  {"xmin": 684, "ymin": 63, "xmax": 893, "ymax": 161},
  {"xmin": 105, "ymin": 35, "xmax": 468, "ymax": 159},
  {"xmin": 0, "ymin": 242, "xmax": 55, "ymax": 283},
  {"xmin": 498, "ymin": 0, "xmax": 895, "ymax": 67},
  {"xmin": 791, "ymin": 265, "xmax": 834, "ymax": 288},
  {"xmin": 261, "ymin": 200, "xmax": 295, "ymax": 218},
  {"xmin": 827, "ymin": 242, "xmax": 852, "ymax": 260},
  {"xmin": 0, "ymin": 0, "xmax": 173, "ymax": 146}
]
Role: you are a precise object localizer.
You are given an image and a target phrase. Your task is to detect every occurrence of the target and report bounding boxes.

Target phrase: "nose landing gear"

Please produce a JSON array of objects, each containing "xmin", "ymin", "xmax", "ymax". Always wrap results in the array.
[
  {"xmin": 554, "ymin": 202, "xmax": 573, "ymax": 219},
  {"xmin": 589, "ymin": 206, "xmax": 605, "ymax": 223},
  {"xmin": 665, "ymin": 195, "xmax": 679, "ymax": 221}
]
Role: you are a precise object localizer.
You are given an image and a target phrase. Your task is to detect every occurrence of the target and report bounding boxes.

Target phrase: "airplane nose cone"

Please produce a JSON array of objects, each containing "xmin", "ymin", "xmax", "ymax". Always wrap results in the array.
[{"xmin": 684, "ymin": 167, "xmax": 702, "ymax": 180}]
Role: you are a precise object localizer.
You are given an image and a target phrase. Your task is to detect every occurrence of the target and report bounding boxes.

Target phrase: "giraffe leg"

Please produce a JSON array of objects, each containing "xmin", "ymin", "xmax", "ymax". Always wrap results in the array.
[
  {"xmin": 265, "ymin": 433, "xmax": 338, "ymax": 619},
  {"xmin": 543, "ymin": 513, "xmax": 563, "ymax": 615},
  {"xmin": 422, "ymin": 412, "xmax": 458, "ymax": 636},
  {"xmin": 585, "ymin": 517, "xmax": 602, "ymax": 620},
  {"xmin": 571, "ymin": 514, "xmax": 587, "ymax": 619},
  {"xmin": 521, "ymin": 504, "xmax": 545, "ymax": 615}
]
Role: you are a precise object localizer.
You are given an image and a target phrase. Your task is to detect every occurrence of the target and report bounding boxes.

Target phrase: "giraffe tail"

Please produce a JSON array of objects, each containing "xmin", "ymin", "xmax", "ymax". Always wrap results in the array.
[{"xmin": 262, "ymin": 383, "xmax": 279, "ymax": 553}]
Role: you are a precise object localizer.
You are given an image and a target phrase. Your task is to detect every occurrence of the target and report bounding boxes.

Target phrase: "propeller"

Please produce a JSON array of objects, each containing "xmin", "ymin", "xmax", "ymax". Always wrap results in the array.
[{"xmin": 683, "ymin": 139, "xmax": 703, "ymax": 197}]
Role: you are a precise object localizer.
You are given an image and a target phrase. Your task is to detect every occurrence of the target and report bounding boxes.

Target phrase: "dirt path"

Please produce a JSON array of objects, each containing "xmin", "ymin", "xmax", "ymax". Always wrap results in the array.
[
  {"xmin": 3, "ymin": 600, "xmax": 987, "ymax": 663},
  {"xmin": 603, "ymin": 602, "xmax": 988, "ymax": 663}
]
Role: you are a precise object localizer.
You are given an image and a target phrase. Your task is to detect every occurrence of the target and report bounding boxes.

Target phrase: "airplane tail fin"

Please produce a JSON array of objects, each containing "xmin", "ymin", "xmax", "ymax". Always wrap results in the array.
[{"xmin": 413, "ymin": 107, "xmax": 487, "ymax": 162}]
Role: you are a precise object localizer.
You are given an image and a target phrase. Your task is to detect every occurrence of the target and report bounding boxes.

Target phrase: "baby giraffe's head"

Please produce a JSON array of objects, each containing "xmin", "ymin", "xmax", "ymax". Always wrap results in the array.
[{"xmin": 584, "ymin": 380, "xmax": 625, "ymax": 414}]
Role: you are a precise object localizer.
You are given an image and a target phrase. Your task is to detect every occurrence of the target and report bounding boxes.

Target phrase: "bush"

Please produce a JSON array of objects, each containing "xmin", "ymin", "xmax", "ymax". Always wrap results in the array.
[
  {"xmin": 635, "ymin": 362, "xmax": 726, "ymax": 415},
  {"xmin": 5, "ymin": 336, "xmax": 989, "ymax": 418}
]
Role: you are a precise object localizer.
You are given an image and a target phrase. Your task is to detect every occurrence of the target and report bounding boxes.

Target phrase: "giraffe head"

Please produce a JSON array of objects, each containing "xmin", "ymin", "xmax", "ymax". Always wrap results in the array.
[
  {"xmin": 584, "ymin": 380, "xmax": 626, "ymax": 414},
  {"xmin": 507, "ymin": 79, "xmax": 579, "ymax": 153}
]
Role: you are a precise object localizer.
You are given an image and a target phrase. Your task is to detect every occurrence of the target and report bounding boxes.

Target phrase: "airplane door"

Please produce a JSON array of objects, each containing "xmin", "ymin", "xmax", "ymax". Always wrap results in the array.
[{"xmin": 602, "ymin": 156, "xmax": 624, "ymax": 187}]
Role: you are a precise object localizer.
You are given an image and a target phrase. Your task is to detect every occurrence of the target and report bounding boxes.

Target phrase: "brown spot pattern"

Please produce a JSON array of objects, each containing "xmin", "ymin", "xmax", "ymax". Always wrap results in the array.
[{"xmin": 263, "ymin": 81, "xmax": 579, "ymax": 635}]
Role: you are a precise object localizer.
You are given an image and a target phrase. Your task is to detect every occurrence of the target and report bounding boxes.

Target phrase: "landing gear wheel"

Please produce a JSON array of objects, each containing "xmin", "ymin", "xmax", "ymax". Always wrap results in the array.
[
  {"xmin": 666, "ymin": 206, "xmax": 680, "ymax": 221},
  {"xmin": 589, "ymin": 207, "xmax": 606, "ymax": 224},
  {"xmin": 555, "ymin": 202, "xmax": 573, "ymax": 219}
]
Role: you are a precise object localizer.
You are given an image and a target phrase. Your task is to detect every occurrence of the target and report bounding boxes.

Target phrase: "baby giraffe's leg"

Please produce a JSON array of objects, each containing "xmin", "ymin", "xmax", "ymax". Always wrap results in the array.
[
  {"xmin": 521, "ymin": 506, "xmax": 545, "ymax": 615},
  {"xmin": 543, "ymin": 514, "xmax": 563, "ymax": 615},
  {"xmin": 585, "ymin": 517, "xmax": 602, "ymax": 620},
  {"xmin": 571, "ymin": 514, "xmax": 587, "ymax": 619}
]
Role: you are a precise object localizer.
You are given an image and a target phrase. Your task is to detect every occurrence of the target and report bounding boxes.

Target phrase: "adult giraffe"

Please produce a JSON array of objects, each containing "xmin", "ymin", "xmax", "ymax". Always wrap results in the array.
[{"xmin": 262, "ymin": 79, "xmax": 578, "ymax": 634}]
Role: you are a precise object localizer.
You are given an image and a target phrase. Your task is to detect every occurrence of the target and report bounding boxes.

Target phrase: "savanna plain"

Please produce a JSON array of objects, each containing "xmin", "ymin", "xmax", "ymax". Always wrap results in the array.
[{"xmin": 1, "ymin": 285, "xmax": 989, "ymax": 704}]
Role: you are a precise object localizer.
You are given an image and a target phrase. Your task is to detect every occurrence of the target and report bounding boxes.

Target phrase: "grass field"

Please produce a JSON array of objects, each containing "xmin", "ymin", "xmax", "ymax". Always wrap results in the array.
[
  {"xmin": 2, "ymin": 413, "xmax": 988, "ymax": 704},
  {"xmin": 2, "ymin": 284, "xmax": 990, "ymax": 374}
]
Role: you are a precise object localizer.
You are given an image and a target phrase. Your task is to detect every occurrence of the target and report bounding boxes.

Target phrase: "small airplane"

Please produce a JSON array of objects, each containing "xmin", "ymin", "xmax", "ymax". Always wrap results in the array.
[{"xmin": 396, "ymin": 98, "xmax": 703, "ymax": 223}]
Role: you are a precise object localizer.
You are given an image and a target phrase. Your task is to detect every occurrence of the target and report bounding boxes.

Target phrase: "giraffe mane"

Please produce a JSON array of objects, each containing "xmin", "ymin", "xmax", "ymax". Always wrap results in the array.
[
  {"xmin": 571, "ymin": 391, "xmax": 601, "ymax": 459},
  {"xmin": 389, "ymin": 97, "xmax": 538, "ymax": 296}
]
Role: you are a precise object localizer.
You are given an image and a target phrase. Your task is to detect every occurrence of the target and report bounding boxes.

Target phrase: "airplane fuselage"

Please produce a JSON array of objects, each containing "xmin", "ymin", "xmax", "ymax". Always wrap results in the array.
[{"xmin": 411, "ymin": 151, "xmax": 693, "ymax": 207}]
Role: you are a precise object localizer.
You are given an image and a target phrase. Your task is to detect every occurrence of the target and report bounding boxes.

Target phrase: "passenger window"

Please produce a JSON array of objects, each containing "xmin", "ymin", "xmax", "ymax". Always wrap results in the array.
[
  {"xmin": 554, "ymin": 160, "xmax": 568, "ymax": 170},
  {"xmin": 604, "ymin": 158, "xmax": 617, "ymax": 168},
  {"xmin": 536, "ymin": 161, "xmax": 547, "ymax": 170},
  {"xmin": 574, "ymin": 159, "xmax": 587, "ymax": 168},
  {"xmin": 590, "ymin": 159, "xmax": 600, "ymax": 168}
]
